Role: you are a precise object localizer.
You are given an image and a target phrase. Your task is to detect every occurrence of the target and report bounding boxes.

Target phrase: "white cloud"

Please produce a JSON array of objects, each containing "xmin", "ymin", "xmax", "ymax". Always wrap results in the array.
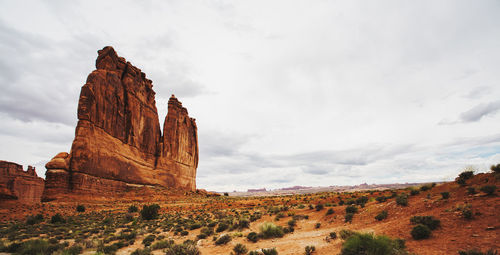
[{"xmin": 0, "ymin": 0, "xmax": 499, "ymax": 191}]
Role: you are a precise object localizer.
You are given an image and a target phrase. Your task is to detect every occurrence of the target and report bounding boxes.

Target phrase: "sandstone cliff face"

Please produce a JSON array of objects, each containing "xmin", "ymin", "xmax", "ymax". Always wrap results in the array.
[
  {"xmin": 0, "ymin": 161, "xmax": 44, "ymax": 204},
  {"xmin": 43, "ymin": 47, "xmax": 198, "ymax": 200}
]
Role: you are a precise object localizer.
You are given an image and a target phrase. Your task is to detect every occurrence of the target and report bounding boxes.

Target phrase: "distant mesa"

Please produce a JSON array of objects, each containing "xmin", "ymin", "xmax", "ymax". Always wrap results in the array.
[
  {"xmin": 0, "ymin": 160, "xmax": 44, "ymax": 204},
  {"xmin": 42, "ymin": 46, "xmax": 198, "ymax": 201}
]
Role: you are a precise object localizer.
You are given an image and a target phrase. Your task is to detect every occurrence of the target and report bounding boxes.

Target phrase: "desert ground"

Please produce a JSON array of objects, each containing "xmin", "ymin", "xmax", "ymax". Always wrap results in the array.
[{"xmin": 0, "ymin": 172, "xmax": 498, "ymax": 255}]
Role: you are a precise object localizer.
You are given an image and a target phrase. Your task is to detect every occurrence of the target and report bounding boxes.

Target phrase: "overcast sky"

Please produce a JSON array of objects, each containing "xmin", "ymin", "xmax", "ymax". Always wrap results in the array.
[{"xmin": 1, "ymin": 0, "xmax": 499, "ymax": 191}]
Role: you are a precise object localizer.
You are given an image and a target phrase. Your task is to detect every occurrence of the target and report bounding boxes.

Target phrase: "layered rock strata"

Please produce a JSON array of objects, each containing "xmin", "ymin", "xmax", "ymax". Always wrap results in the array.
[
  {"xmin": 43, "ymin": 46, "xmax": 198, "ymax": 200},
  {"xmin": 0, "ymin": 161, "xmax": 45, "ymax": 203}
]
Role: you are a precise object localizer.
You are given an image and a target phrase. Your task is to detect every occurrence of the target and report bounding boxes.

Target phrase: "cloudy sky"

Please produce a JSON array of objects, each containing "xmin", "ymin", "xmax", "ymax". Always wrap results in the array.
[{"xmin": 1, "ymin": 0, "xmax": 499, "ymax": 191}]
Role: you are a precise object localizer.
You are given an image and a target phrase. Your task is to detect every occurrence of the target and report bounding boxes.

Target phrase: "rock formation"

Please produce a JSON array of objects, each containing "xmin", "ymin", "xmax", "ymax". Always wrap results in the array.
[
  {"xmin": 43, "ymin": 46, "xmax": 198, "ymax": 200},
  {"xmin": 0, "ymin": 161, "xmax": 45, "ymax": 203}
]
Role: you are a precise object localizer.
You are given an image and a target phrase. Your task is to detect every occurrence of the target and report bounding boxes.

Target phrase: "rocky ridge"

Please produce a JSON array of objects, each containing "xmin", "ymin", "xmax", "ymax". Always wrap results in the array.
[{"xmin": 43, "ymin": 46, "xmax": 198, "ymax": 200}]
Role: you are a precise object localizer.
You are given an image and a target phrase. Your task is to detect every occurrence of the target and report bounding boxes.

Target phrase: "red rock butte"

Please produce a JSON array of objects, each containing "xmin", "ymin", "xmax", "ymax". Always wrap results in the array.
[
  {"xmin": 42, "ymin": 46, "xmax": 198, "ymax": 201},
  {"xmin": 0, "ymin": 161, "xmax": 44, "ymax": 204}
]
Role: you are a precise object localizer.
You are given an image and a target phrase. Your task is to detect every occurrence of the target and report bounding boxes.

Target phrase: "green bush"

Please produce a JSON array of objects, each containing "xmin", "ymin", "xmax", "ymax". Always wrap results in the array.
[
  {"xmin": 247, "ymin": 232, "xmax": 259, "ymax": 243},
  {"xmin": 131, "ymin": 248, "xmax": 152, "ymax": 255},
  {"xmin": 355, "ymin": 196, "xmax": 368, "ymax": 207},
  {"xmin": 339, "ymin": 229, "xmax": 356, "ymax": 240},
  {"xmin": 64, "ymin": 245, "xmax": 83, "ymax": 255},
  {"xmin": 151, "ymin": 239, "xmax": 173, "ymax": 250},
  {"xmin": 141, "ymin": 204, "xmax": 160, "ymax": 220},
  {"xmin": 340, "ymin": 232, "xmax": 408, "ymax": 255},
  {"xmin": 329, "ymin": 232, "xmax": 337, "ymax": 239},
  {"xmin": 326, "ymin": 208, "xmax": 334, "ymax": 215},
  {"xmin": 411, "ymin": 224, "xmax": 431, "ymax": 240},
  {"xmin": 51, "ymin": 213, "xmax": 66, "ymax": 224},
  {"xmin": 410, "ymin": 216, "xmax": 440, "ymax": 230},
  {"xmin": 345, "ymin": 213, "xmax": 354, "ymax": 223},
  {"xmin": 315, "ymin": 204, "xmax": 324, "ymax": 211},
  {"xmin": 441, "ymin": 192, "xmax": 450, "ymax": 199},
  {"xmin": 165, "ymin": 243, "xmax": 200, "ymax": 255},
  {"xmin": 233, "ymin": 243, "xmax": 248, "ymax": 255},
  {"xmin": 315, "ymin": 223, "xmax": 321, "ymax": 229},
  {"xmin": 410, "ymin": 189, "xmax": 420, "ymax": 196},
  {"xmin": 26, "ymin": 214, "xmax": 44, "ymax": 225},
  {"xmin": 480, "ymin": 185, "xmax": 497, "ymax": 196},
  {"xmin": 142, "ymin": 234, "xmax": 156, "ymax": 247},
  {"xmin": 305, "ymin": 245, "xmax": 316, "ymax": 255},
  {"xmin": 128, "ymin": 205, "xmax": 138, "ymax": 213},
  {"xmin": 345, "ymin": 205, "xmax": 358, "ymax": 214},
  {"xmin": 457, "ymin": 170, "xmax": 474, "ymax": 186},
  {"xmin": 76, "ymin": 205, "xmax": 85, "ymax": 212},
  {"xmin": 491, "ymin": 164, "xmax": 500, "ymax": 173},
  {"xmin": 216, "ymin": 222, "xmax": 230, "ymax": 232},
  {"xmin": 396, "ymin": 194, "xmax": 408, "ymax": 206},
  {"xmin": 259, "ymin": 222, "xmax": 284, "ymax": 239},
  {"xmin": 16, "ymin": 239, "xmax": 50, "ymax": 255},
  {"xmin": 261, "ymin": 248, "xmax": 278, "ymax": 255},
  {"xmin": 420, "ymin": 185, "xmax": 432, "ymax": 191},
  {"xmin": 374, "ymin": 210, "xmax": 388, "ymax": 221},
  {"xmin": 215, "ymin": 234, "xmax": 232, "ymax": 245},
  {"xmin": 467, "ymin": 187, "xmax": 477, "ymax": 195},
  {"xmin": 287, "ymin": 219, "xmax": 296, "ymax": 227}
]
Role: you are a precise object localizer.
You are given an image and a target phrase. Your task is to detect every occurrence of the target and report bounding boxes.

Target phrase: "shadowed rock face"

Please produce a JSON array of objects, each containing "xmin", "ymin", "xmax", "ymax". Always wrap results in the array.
[
  {"xmin": 43, "ymin": 47, "xmax": 198, "ymax": 200},
  {"xmin": 0, "ymin": 161, "xmax": 44, "ymax": 204}
]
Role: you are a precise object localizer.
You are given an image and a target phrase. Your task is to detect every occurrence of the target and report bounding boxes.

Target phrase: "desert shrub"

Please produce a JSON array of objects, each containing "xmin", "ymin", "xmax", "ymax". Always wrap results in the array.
[
  {"xmin": 305, "ymin": 245, "xmax": 316, "ymax": 255},
  {"xmin": 441, "ymin": 192, "xmax": 450, "ymax": 199},
  {"xmin": 141, "ymin": 204, "xmax": 160, "ymax": 220},
  {"xmin": 315, "ymin": 204, "xmax": 324, "ymax": 211},
  {"xmin": 216, "ymin": 222, "xmax": 230, "ymax": 232},
  {"xmin": 165, "ymin": 243, "xmax": 200, "ymax": 255},
  {"xmin": 458, "ymin": 249, "xmax": 498, "ymax": 255},
  {"xmin": 76, "ymin": 205, "xmax": 85, "ymax": 212},
  {"xmin": 339, "ymin": 229, "xmax": 356, "ymax": 240},
  {"xmin": 215, "ymin": 234, "xmax": 232, "ymax": 245},
  {"xmin": 375, "ymin": 210, "xmax": 388, "ymax": 221},
  {"xmin": 128, "ymin": 205, "xmax": 138, "ymax": 213},
  {"xmin": 247, "ymin": 232, "xmax": 259, "ymax": 243},
  {"xmin": 345, "ymin": 213, "xmax": 354, "ymax": 223},
  {"xmin": 457, "ymin": 170, "xmax": 475, "ymax": 186},
  {"xmin": 420, "ymin": 185, "xmax": 431, "ymax": 191},
  {"xmin": 142, "ymin": 234, "xmax": 156, "ymax": 247},
  {"xmin": 259, "ymin": 222, "xmax": 284, "ymax": 239},
  {"xmin": 151, "ymin": 239, "xmax": 173, "ymax": 250},
  {"xmin": 131, "ymin": 248, "xmax": 152, "ymax": 255},
  {"xmin": 340, "ymin": 232, "xmax": 408, "ymax": 255},
  {"xmin": 326, "ymin": 208, "xmax": 334, "ymax": 215},
  {"xmin": 233, "ymin": 243, "xmax": 248, "ymax": 255},
  {"xmin": 410, "ymin": 216, "xmax": 440, "ymax": 230},
  {"xmin": 375, "ymin": 196, "xmax": 387, "ymax": 203},
  {"xmin": 181, "ymin": 230, "xmax": 189, "ymax": 236},
  {"xmin": 345, "ymin": 205, "xmax": 358, "ymax": 214},
  {"xmin": 26, "ymin": 214, "xmax": 44, "ymax": 225},
  {"xmin": 64, "ymin": 245, "xmax": 83, "ymax": 255},
  {"xmin": 315, "ymin": 223, "xmax": 321, "ymax": 229},
  {"xmin": 480, "ymin": 185, "xmax": 497, "ymax": 196},
  {"xmin": 261, "ymin": 248, "xmax": 278, "ymax": 255},
  {"xmin": 491, "ymin": 164, "xmax": 500, "ymax": 173},
  {"xmin": 355, "ymin": 196, "xmax": 368, "ymax": 207},
  {"xmin": 287, "ymin": 219, "xmax": 296, "ymax": 227},
  {"xmin": 396, "ymin": 194, "xmax": 408, "ymax": 206},
  {"xmin": 467, "ymin": 187, "xmax": 477, "ymax": 195},
  {"xmin": 410, "ymin": 189, "xmax": 420, "ymax": 196},
  {"xmin": 224, "ymin": 192, "xmax": 229, "ymax": 196},
  {"xmin": 462, "ymin": 207, "xmax": 473, "ymax": 220},
  {"xmin": 16, "ymin": 239, "xmax": 50, "ymax": 255},
  {"xmin": 51, "ymin": 213, "xmax": 66, "ymax": 224},
  {"xmin": 237, "ymin": 218, "xmax": 250, "ymax": 229},
  {"xmin": 411, "ymin": 224, "xmax": 431, "ymax": 240},
  {"xmin": 189, "ymin": 222, "xmax": 202, "ymax": 230},
  {"xmin": 200, "ymin": 227, "xmax": 214, "ymax": 237}
]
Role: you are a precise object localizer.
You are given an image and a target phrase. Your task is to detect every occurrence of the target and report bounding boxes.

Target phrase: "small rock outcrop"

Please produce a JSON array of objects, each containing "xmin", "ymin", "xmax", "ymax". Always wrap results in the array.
[
  {"xmin": 43, "ymin": 46, "xmax": 198, "ymax": 200},
  {"xmin": 0, "ymin": 160, "xmax": 44, "ymax": 203}
]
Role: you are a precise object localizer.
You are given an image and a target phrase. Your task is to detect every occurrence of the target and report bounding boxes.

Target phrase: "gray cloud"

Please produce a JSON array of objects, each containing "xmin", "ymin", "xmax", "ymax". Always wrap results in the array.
[{"xmin": 460, "ymin": 100, "xmax": 500, "ymax": 122}]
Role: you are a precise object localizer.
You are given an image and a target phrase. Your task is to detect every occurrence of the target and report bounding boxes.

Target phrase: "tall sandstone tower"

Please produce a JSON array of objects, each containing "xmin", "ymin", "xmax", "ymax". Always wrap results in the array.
[{"xmin": 43, "ymin": 47, "xmax": 198, "ymax": 200}]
